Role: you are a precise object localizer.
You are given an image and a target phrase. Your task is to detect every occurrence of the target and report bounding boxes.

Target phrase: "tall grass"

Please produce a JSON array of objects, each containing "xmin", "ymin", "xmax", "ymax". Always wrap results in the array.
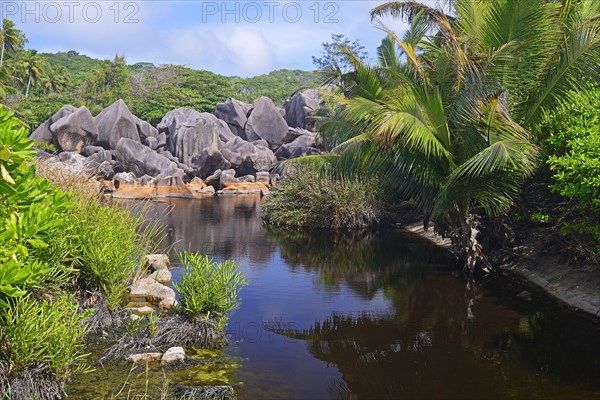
[
  {"xmin": 36, "ymin": 159, "xmax": 162, "ymax": 310},
  {"xmin": 67, "ymin": 197, "xmax": 160, "ymax": 310},
  {"xmin": 0, "ymin": 294, "xmax": 91, "ymax": 380},
  {"xmin": 174, "ymin": 252, "xmax": 247, "ymax": 329},
  {"xmin": 262, "ymin": 165, "xmax": 382, "ymax": 230}
]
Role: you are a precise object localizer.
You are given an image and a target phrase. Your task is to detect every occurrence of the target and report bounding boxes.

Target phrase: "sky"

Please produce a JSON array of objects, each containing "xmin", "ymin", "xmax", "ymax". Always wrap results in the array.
[{"xmin": 1, "ymin": 0, "xmax": 413, "ymax": 77}]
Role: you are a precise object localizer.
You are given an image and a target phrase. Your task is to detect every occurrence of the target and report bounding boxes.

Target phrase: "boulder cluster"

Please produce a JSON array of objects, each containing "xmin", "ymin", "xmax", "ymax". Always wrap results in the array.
[{"xmin": 30, "ymin": 90, "xmax": 324, "ymax": 198}]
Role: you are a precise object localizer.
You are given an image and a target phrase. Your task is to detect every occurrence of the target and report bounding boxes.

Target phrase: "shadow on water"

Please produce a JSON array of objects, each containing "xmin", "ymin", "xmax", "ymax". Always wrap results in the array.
[{"xmin": 84, "ymin": 197, "xmax": 599, "ymax": 400}]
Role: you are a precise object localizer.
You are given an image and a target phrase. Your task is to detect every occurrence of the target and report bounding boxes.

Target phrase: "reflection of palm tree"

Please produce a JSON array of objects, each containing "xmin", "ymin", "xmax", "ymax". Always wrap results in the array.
[
  {"xmin": 0, "ymin": 18, "xmax": 26, "ymax": 67},
  {"xmin": 270, "ymin": 282, "xmax": 523, "ymax": 399},
  {"xmin": 266, "ymin": 227, "xmax": 451, "ymax": 299}
]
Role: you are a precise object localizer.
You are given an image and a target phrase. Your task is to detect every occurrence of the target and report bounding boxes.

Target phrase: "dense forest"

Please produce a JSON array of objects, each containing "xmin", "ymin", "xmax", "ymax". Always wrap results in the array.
[{"xmin": 0, "ymin": 20, "xmax": 320, "ymax": 129}]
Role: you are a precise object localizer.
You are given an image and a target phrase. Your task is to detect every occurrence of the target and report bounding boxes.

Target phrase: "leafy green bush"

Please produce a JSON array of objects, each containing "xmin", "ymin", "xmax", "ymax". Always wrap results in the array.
[
  {"xmin": 175, "ymin": 252, "xmax": 247, "ymax": 328},
  {"xmin": 0, "ymin": 106, "xmax": 72, "ymax": 306},
  {"xmin": 0, "ymin": 294, "xmax": 91, "ymax": 380},
  {"xmin": 262, "ymin": 165, "xmax": 382, "ymax": 230},
  {"xmin": 538, "ymin": 87, "xmax": 600, "ymax": 253}
]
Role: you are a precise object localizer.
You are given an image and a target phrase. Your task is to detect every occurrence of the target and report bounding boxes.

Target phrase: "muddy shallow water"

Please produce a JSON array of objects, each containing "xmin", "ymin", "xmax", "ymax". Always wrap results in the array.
[{"xmin": 68, "ymin": 196, "xmax": 600, "ymax": 399}]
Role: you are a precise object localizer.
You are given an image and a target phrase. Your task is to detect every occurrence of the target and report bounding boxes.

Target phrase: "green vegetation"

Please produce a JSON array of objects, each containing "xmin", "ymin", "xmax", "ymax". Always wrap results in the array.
[
  {"xmin": 264, "ymin": 0, "xmax": 600, "ymax": 274},
  {"xmin": 0, "ymin": 106, "xmax": 72, "ymax": 306},
  {"xmin": 42, "ymin": 51, "xmax": 101, "ymax": 86},
  {"xmin": 175, "ymin": 252, "xmax": 247, "ymax": 329},
  {"xmin": 263, "ymin": 163, "xmax": 383, "ymax": 230},
  {"xmin": 0, "ymin": 105, "xmax": 158, "ymax": 394},
  {"xmin": 64, "ymin": 198, "xmax": 158, "ymax": 310},
  {"xmin": 1, "ymin": 294, "xmax": 91, "ymax": 380},
  {"xmin": 540, "ymin": 87, "xmax": 600, "ymax": 254},
  {"xmin": 312, "ymin": 33, "xmax": 368, "ymax": 72},
  {"xmin": 81, "ymin": 55, "xmax": 132, "ymax": 115}
]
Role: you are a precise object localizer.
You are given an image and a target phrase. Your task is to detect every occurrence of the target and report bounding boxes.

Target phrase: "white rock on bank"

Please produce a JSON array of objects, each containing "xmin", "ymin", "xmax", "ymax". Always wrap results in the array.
[
  {"xmin": 150, "ymin": 268, "xmax": 172, "ymax": 284},
  {"xmin": 143, "ymin": 254, "xmax": 170, "ymax": 271},
  {"xmin": 129, "ymin": 277, "xmax": 176, "ymax": 303},
  {"xmin": 161, "ymin": 347, "xmax": 186, "ymax": 366},
  {"xmin": 127, "ymin": 352, "xmax": 163, "ymax": 364}
]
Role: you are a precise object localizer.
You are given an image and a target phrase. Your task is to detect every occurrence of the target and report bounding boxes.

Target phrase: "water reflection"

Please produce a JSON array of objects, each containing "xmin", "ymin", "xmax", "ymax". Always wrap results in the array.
[
  {"xmin": 129, "ymin": 197, "xmax": 598, "ymax": 400},
  {"xmin": 139, "ymin": 196, "xmax": 277, "ymax": 264}
]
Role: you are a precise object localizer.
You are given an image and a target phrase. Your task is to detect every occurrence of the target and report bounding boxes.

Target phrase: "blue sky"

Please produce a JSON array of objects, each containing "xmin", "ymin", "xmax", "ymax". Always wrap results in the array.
[{"xmin": 2, "ymin": 1, "xmax": 413, "ymax": 77}]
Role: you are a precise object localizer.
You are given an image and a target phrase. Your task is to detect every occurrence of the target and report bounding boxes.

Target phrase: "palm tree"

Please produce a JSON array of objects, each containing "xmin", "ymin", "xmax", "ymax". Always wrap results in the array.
[
  {"xmin": 371, "ymin": 0, "xmax": 600, "ymax": 128},
  {"xmin": 19, "ymin": 49, "xmax": 46, "ymax": 97},
  {"xmin": 42, "ymin": 66, "xmax": 69, "ymax": 93},
  {"xmin": 318, "ymin": 0, "xmax": 599, "ymax": 274},
  {"xmin": 0, "ymin": 65, "xmax": 15, "ymax": 101},
  {"xmin": 0, "ymin": 19, "xmax": 26, "ymax": 67}
]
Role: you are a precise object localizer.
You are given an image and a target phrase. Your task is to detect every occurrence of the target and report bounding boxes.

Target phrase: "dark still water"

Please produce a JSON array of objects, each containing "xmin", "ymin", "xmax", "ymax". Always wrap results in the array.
[{"xmin": 72, "ymin": 196, "xmax": 600, "ymax": 399}]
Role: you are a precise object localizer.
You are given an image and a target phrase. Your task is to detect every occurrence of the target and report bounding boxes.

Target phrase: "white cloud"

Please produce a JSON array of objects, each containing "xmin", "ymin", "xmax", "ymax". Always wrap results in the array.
[{"xmin": 6, "ymin": 1, "xmax": 412, "ymax": 76}]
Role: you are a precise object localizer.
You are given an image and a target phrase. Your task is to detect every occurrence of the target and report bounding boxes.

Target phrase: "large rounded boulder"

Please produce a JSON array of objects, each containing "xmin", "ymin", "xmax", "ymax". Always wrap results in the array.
[
  {"xmin": 244, "ymin": 97, "xmax": 288, "ymax": 150},
  {"xmin": 220, "ymin": 136, "xmax": 276, "ymax": 175},
  {"xmin": 95, "ymin": 99, "xmax": 141, "ymax": 150},
  {"xmin": 116, "ymin": 138, "xmax": 183, "ymax": 178},
  {"xmin": 284, "ymin": 88, "xmax": 323, "ymax": 131},
  {"xmin": 50, "ymin": 106, "xmax": 99, "ymax": 153},
  {"xmin": 157, "ymin": 109, "xmax": 233, "ymax": 166},
  {"xmin": 215, "ymin": 97, "xmax": 252, "ymax": 139},
  {"xmin": 29, "ymin": 105, "xmax": 77, "ymax": 145}
]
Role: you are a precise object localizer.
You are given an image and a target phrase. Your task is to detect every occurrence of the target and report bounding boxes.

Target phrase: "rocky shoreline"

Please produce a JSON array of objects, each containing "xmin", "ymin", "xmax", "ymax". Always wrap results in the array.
[{"xmin": 30, "ymin": 90, "xmax": 325, "ymax": 200}]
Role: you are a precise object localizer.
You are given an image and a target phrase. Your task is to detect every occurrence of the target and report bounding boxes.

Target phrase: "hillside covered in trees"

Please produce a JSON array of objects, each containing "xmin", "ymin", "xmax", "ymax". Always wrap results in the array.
[{"xmin": 0, "ymin": 22, "xmax": 320, "ymax": 129}]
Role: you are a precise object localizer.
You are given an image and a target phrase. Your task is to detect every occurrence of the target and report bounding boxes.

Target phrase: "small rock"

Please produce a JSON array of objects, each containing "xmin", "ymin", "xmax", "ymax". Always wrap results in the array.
[
  {"xmin": 129, "ymin": 314, "xmax": 141, "ymax": 321},
  {"xmin": 516, "ymin": 290, "xmax": 532, "ymax": 301},
  {"xmin": 129, "ymin": 277, "xmax": 176, "ymax": 304},
  {"xmin": 150, "ymin": 269, "xmax": 172, "ymax": 284},
  {"xmin": 159, "ymin": 297, "xmax": 179, "ymax": 313},
  {"xmin": 127, "ymin": 353, "xmax": 163, "ymax": 364},
  {"xmin": 189, "ymin": 177, "xmax": 207, "ymax": 192},
  {"xmin": 81, "ymin": 145, "xmax": 105, "ymax": 157},
  {"xmin": 238, "ymin": 175, "xmax": 255, "ymax": 183},
  {"xmin": 130, "ymin": 306, "xmax": 156, "ymax": 316},
  {"xmin": 256, "ymin": 171, "xmax": 270, "ymax": 185},
  {"xmin": 161, "ymin": 347, "xmax": 186, "ymax": 366},
  {"xmin": 125, "ymin": 301, "xmax": 155, "ymax": 309},
  {"xmin": 143, "ymin": 254, "xmax": 170, "ymax": 271}
]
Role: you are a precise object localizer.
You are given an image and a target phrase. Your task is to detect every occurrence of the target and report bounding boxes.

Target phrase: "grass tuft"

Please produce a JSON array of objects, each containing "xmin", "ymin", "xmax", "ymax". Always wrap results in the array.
[{"xmin": 174, "ymin": 252, "xmax": 247, "ymax": 329}]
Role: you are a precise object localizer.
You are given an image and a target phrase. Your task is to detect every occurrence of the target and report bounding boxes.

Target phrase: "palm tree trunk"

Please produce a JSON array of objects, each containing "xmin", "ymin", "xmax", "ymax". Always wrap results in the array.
[
  {"xmin": 0, "ymin": 40, "xmax": 5, "ymax": 68},
  {"xmin": 25, "ymin": 73, "xmax": 31, "ymax": 98}
]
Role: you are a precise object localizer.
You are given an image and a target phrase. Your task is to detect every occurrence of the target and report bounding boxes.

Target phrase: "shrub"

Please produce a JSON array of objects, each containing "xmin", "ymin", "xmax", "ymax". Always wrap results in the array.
[
  {"xmin": 262, "ymin": 165, "xmax": 382, "ymax": 230},
  {"xmin": 174, "ymin": 252, "xmax": 247, "ymax": 329},
  {"xmin": 0, "ymin": 106, "xmax": 73, "ymax": 306},
  {"xmin": 539, "ymin": 87, "xmax": 600, "ymax": 254},
  {"xmin": 0, "ymin": 294, "xmax": 91, "ymax": 380},
  {"xmin": 34, "ymin": 158, "xmax": 161, "ymax": 310}
]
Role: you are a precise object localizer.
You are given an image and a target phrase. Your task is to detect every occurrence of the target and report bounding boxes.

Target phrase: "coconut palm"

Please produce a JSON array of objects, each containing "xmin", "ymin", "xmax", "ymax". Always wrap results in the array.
[
  {"xmin": 0, "ymin": 19, "xmax": 26, "ymax": 67},
  {"xmin": 0, "ymin": 65, "xmax": 15, "ymax": 101},
  {"xmin": 42, "ymin": 66, "xmax": 69, "ymax": 94},
  {"xmin": 371, "ymin": 0, "xmax": 600, "ymax": 128},
  {"xmin": 317, "ymin": 0, "xmax": 599, "ymax": 274},
  {"xmin": 19, "ymin": 49, "xmax": 47, "ymax": 97}
]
